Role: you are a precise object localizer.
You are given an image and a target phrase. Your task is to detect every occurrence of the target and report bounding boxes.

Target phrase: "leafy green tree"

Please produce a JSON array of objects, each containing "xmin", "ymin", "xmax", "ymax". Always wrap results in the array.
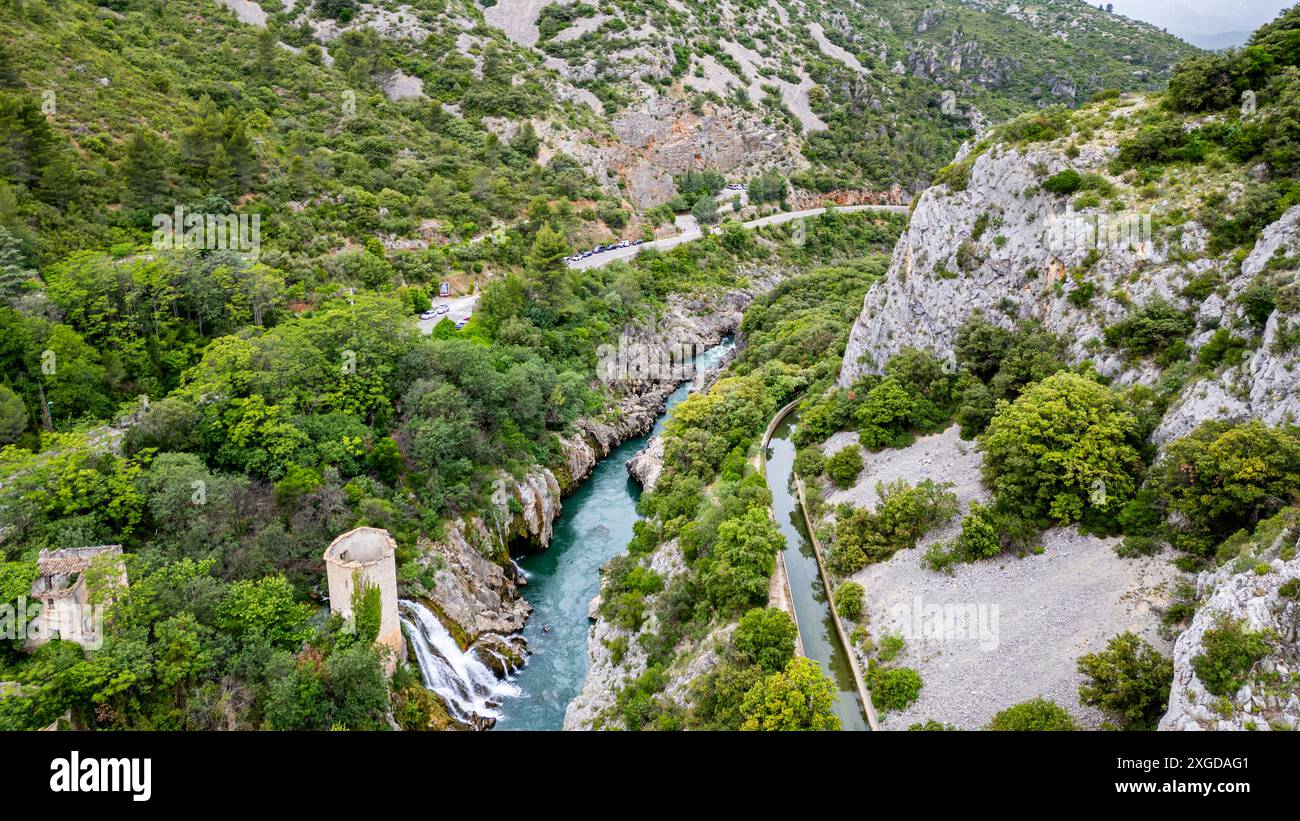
[
  {"xmin": 733, "ymin": 607, "xmax": 797, "ymax": 673},
  {"xmin": 691, "ymin": 192, "xmax": 719, "ymax": 226},
  {"xmin": 824, "ymin": 444, "xmax": 863, "ymax": 488},
  {"xmin": 739, "ymin": 657, "xmax": 840, "ymax": 731},
  {"xmin": 1077, "ymin": 631, "xmax": 1174, "ymax": 729},
  {"xmin": 870, "ymin": 665, "xmax": 923, "ymax": 712},
  {"xmin": 217, "ymin": 575, "xmax": 312, "ymax": 649},
  {"xmin": 0, "ymin": 382, "xmax": 26, "ymax": 442},
  {"xmin": 1147, "ymin": 420, "xmax": 1300, "ymax": 549},
  {"xmin": 834, "ymin": 580, "xmax": 864, "ymax": 621},
  {"xmin": 981, "ymin": 372, "xmax": 1142, "ymax": 526},
  {"xmin": 0, "ymin": 224, "xmax": 32, "ymax": 304},
  {"xmin": 702, "ymin": 506, "xmax": 784, "ymax": 610},
  {"xmin": 954, "ymin": 502, "xmax": 1001, "ymax": 560},
  {"xmin": 325, "ymin": 643, "xmax": 389, "ymax": 729},
  {"xmin": 987, "ymin": 697, "xmax": 1079, "ymax": 730}
]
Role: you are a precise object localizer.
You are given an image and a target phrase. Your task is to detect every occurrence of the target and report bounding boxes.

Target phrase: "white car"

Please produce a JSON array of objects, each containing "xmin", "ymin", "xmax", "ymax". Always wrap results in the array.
[{"xmin": 435, "ymin": 304, "xmax": 450, "ymax": 315}]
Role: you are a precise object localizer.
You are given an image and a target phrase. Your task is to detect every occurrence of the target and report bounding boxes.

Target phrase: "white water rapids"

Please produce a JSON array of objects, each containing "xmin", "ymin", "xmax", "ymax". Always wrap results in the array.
[{"xmin": 399, "ymin": 599, "xmax": 521, "ymax": 725}]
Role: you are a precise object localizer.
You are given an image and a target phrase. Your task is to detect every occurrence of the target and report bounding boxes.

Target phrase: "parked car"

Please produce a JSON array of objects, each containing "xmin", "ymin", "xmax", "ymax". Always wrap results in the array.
[{"xmin": 455, "ymin": 319, "xmax": 468, "ymax": 330}]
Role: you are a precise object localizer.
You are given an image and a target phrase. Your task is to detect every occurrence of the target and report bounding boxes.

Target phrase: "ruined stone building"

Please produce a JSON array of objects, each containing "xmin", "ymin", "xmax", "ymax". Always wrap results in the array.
[
  {"xmin": 27, "ymin": 545, "xmax": 128, "ymax": 650},
  {"xmin": 324, "ymin": 527, "xmax": 404, "ymax": 670}
]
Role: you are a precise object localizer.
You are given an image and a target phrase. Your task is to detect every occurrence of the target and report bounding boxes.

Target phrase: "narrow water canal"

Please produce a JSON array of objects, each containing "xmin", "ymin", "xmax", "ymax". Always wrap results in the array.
[{"xmin": 764, "ymin": 411, "xmax": 870, "ymax": 731}]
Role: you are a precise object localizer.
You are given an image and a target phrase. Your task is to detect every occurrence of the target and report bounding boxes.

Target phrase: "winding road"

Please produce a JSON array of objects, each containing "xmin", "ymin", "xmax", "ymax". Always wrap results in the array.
[
  {"xmin": 419, "ymin": 203, "xmax": 909, "ymax": 332},
  {"xmin": 566, "ymin": 204, "xmax": 910, "ymax": 271}
]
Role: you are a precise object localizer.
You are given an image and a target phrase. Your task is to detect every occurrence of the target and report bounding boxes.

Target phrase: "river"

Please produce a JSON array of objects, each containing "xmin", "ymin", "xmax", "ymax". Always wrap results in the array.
[
  {"xmin": 764, "ymin": 411, "xmax": 870, "ymax": 731},
  {"xmin": 493, "ymin": 338, "xmax": 736, "ymax": 730}
]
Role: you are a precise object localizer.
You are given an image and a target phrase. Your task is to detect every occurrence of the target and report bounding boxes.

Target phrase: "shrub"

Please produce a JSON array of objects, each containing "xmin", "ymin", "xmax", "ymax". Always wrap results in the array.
[
  {"xmin": 981, "ymin": 372, "xmax": 1142, "ymax": 526},
  {"xmin": 877, "ymin": 633, "xmax": 905, "ymax": 663},
  {"xmin": 1146, "ymin": 420, "xmax": 1300, "ymax": 548},
  {"xmin": 825, "ymin": 444, "xmax": 863, "ymax": 488},
  {"xmin": 834, "ymin": 581, "xmax": 864, "ymax": 621},
  {"xmin": 833, "ymin": 479, "xmax": 960, "ymax": 570},
  {"xmin": 1076, "ymin": 632, "xmax": 1174, "ymax": 729},
  {"xmin": 739, "ymin": 657, "xmax": 840, "ymax": 730},
  {"xmin": 733, "ymin": 607, "xmax": 798, "ymax": 673},
  {"xmin": 1103, "ymin": 300, "xmax": 1195, "ymax": 360},
  {"xmin": 1196, "ymin": 327, "xmax": 1247, "ymax": 368},
  {"xmin": 1041, "ymin": 168, "xmax": 1082, "ymax": 195},
  {"xmin": 987, "ymin": 698, "xmax": 1079, "ymax": 730},
  {"xmin": 1191, "ymin": 615, "xmax": 1272, "ymax": 697},
  {"xmin": 870, "ymin": 665, "xmax": 923, "ymax": 712},
  {"xmin": 908, "ymin": 719, "xmax": 957, "ymax": 731},
  {"xmin": 793, "ymin": 446, "xmax": 825, "ymax": 477},
  {"xmin": 954, "ymin": 502, "xmax": 1001, "ymax": 560}
]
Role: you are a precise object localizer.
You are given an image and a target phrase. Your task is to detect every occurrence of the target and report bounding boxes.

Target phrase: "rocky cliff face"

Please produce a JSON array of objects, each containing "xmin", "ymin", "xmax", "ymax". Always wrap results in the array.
[
  {"xmin": 420, "ymin": 519, "xmax": 533, "ymax": 643},
  {"xmin": 838, "ymin": 96, "xmax": 1300, "ymax": 446},
  {"xmin": 1160, "ymin": 526, "xmax": 1300, "ymax": 731}
]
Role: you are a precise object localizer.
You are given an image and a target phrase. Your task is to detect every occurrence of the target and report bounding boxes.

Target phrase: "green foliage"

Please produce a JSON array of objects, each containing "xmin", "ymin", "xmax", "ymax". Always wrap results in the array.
[
  {"xmin": 1076, "ymin": 632, "xmax": 1174, "ymax": 729},
  {"xmin": 1146, "ymin": 420, "xmax": 1300, "ymax": 550},
  {"xmin": 869, "ymin": 664, "xmax": 923, "ymax": 712},
  {"xmin": 739, "ymin": 656, "xmax": 840, "ymax": 731},
  {"xmin": 733, "ymin": 607, "xmax": 798, "ymax": 674},
  {"xmin": 981, "ymin": 372, "xmax": 1143, "ymax": 527},
  {"xmin": 824, "ymin": 444, "xmax": 863, "ymax": 488},
  {"xmin": 834, "ymin": 580, "xmax": 864, "ymax": 621},
  {"xmin": 217, "ymin": 575, "xmax": 312, "ymax": 649},
  {"xmin": 349, "ymin": 576, "xmax": 382, "ymax": 646},
  {"xmin": 987, "ymin": 697, "xmax": 1079, "ymax": 730},
  {"xmin": 1191, "ymin": 615, "xmax": 1272, "ymax": 697},
  {"xmin": 952, "ymin": 501, "xmax": 1002, "ymax": 561},
  {"xmin": 793, "ymin": 446, "xmax": 825, "ymax": 478},
  {"xmin": 1041, "ymin": 168, "xmax": 1083, "ymax": 195},
  {"xmin": 831, "ymin": 479, "xmax": 959, "ymax": 572},
  {"xmin": 1103, "ymin": 299, "xmax": 1195, "ymax": 362},
  {"xmin": 701, "ymin": 506, "xmax": 784, "ymax": 611}
]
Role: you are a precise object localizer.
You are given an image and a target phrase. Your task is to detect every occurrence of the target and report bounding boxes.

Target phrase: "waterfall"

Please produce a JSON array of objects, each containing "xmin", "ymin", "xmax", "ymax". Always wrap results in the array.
[{"xmin": 399, "ymin": 600, "xmax": 521, "ymax": 726}]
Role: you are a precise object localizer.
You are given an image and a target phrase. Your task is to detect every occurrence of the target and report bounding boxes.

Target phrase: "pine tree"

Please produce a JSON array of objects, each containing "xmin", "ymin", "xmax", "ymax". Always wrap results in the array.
[{"xmin": 122, "ymin": 129, "xmax": 170, "ymax": 208}]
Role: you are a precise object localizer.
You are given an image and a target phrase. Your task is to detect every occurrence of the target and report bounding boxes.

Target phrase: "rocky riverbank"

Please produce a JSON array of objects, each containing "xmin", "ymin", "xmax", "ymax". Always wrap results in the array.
[{"xmin": 412, "ymin": 269, "xmax": 786, "ymax": 724}]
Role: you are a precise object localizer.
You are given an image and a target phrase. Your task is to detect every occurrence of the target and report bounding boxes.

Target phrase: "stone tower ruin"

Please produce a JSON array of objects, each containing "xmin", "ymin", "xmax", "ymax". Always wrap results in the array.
[{"xmin": 324, "ymin": 527, "xmax": 404, "ymax": 669}]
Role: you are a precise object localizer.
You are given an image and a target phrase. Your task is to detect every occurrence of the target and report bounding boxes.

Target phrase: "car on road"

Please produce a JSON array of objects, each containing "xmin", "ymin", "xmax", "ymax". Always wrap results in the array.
[
  {"xmin": 455, "ymin": 319, "xmax": 468, "ymax": 329},
  {"xmin": 435, "ymin": 304, "xmax": 449, "ymax": 315},
  {"xmin": 419, "ymin": 310, "xmax": 437, "ymax": 320}
]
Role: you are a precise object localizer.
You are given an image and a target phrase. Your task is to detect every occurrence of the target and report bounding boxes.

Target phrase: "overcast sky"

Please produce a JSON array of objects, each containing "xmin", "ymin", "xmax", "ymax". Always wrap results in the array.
[{"xmin": 1105, "ymin": 0, "xmax": 1293, "ymax": 36}]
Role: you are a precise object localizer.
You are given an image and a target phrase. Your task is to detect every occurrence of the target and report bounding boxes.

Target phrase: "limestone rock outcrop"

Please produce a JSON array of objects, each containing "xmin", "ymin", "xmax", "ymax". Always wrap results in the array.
[
  {"xmin": 838, "ymin": 99, "xmax": 1300, "ymax": 447},
  {"xmin": 420, "ymin": 519, "xmax": 532, "ymax": 642},
  {"xmin": 1160, "ymin": 534, "xmax": 1300, "ymax": 731}
]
